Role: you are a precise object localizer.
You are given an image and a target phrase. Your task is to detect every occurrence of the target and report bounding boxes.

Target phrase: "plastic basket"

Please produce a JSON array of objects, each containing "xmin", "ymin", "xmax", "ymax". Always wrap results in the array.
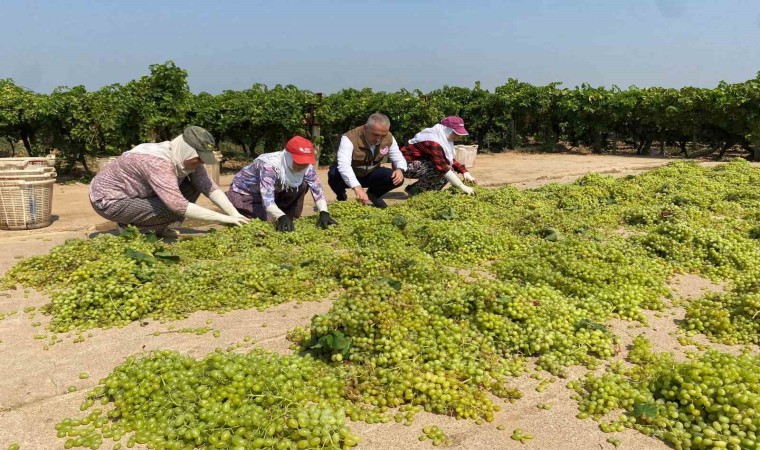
[
  {"xmin": 0, "ymin": 156, "xmax": 56, "ymax": 171},
  {"xmin": 0, "ymin": 179, "xmax": 55, "ymax": 230},
  {"xmin": 454, "ymin": 145, "xmax": 478, "ymax": 168},
  {"xmin": 0, "ymin": 167, "xmax": 56, "ymax": 181},
  {"xmin": 203, "ymin": 151, "xmax": 224, "ymax": 185}
]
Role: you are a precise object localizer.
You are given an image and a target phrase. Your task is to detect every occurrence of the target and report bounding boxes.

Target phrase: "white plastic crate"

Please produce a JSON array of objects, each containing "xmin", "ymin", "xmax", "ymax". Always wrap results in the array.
[
  {"xmin": 0, "ymin": 167, "xmax": 56, "ymax": 181},
  {"xmin": 0, "ymin": 156, "xmax": 56, "ymax": 171},
  {"xmin": 203, "ymin": 151, "xmax": 224, "ymax": 185},
  {"xmin": 454, "ymin": 145, "xmax": 478, "ymax": 168},
  {"xmin": 0, "ymin": 178, "xmax": 55, "ymax": 230}
]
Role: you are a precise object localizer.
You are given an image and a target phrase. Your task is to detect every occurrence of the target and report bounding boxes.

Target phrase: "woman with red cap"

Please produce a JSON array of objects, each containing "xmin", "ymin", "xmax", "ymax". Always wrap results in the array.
[
  {"xmin": 400, "ymin": 116, "xmax": 477, "ymax": 196},
  {"xmin": 226, "ymin": 136, "xmax": 338, "ymax": 232}
]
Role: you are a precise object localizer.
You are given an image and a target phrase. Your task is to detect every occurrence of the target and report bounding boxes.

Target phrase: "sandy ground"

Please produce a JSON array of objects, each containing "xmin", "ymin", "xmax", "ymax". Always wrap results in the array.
[{"xmin": 0, "ymin": 152, "xmax": 755, "ymax": 450}]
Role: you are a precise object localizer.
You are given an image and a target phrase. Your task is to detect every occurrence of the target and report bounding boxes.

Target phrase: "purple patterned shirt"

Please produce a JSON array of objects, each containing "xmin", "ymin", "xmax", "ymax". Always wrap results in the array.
[
  {"xmin": 89, "ymin": 153, "xmax": 218, "ymax": 214},
  {"xmin": 230, "ymin": 160, "xmax": 325, "ymax": 208}
]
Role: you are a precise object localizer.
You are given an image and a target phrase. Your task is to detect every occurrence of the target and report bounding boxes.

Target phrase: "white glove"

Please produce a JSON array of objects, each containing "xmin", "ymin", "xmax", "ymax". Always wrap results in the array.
[
  {"xmin": 265, "ymin": 204, "xmax": 286, "ymax": 220},
  {"xmin": 208, "ymin": 189, "xmax": 244, "ymax": 218},
  {"xmin": 444, "ymin": 170, "xmax": 475, "ymax": 195},
  {"xmin": 463, "ymin": 172, "xmax": 477, "ymax": 185},
  {"xmin": 184, "ymin": 203, "xmax": 249, "ymax": 227}
]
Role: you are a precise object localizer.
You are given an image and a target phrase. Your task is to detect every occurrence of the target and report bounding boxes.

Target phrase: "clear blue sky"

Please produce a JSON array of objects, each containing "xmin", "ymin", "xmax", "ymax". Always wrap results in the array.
[{"xmin": 1, "ymin": 0, "xmax": 759, "ymax": 94}]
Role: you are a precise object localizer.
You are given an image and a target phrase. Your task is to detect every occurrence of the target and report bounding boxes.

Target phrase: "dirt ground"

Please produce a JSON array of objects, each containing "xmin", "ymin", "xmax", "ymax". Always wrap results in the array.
[{"xmin": 0, "ymin": 152, "xmax": 754, "ymax": 450}]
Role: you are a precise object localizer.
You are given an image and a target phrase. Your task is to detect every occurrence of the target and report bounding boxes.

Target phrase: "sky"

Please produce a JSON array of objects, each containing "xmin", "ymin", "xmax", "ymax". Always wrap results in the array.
[{"xmin": 1, "ymin": 0, "xmax": 759, "ymax": 95}]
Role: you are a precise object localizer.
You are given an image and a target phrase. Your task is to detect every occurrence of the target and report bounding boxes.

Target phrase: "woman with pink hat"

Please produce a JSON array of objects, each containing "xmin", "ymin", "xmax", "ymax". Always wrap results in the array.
[
  {"xmin": 226, "ymin": 136, "xmax": 338, "ymax": 232},
  {"xmin": 400, "ymin": 116, "xmax": 477, "ymax": 196}
]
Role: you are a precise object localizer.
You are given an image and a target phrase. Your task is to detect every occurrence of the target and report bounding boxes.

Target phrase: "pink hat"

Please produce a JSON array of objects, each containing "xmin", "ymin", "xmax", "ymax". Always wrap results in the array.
[
  {"xmin": 440, "ymin": 116, "xmax": 469, "ymax": 135},
  {"xmin": 285, "ymin": 136, "xmax": 316, "ymax": 165}
]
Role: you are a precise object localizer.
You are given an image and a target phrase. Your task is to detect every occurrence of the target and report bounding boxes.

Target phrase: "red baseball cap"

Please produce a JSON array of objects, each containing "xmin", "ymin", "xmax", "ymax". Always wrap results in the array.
[
  {"xmin": 285, "ymin": 136, "xmax": 316, "ymax": 165},
  {"xmin": 440, "ymin": 116, "xmax": 469, "ymax": 135}
]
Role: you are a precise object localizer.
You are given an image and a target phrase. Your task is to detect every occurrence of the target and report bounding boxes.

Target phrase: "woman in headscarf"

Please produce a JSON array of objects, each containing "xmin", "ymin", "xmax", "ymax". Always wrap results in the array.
[
  {"xmin": 89, "ymin": 126, "xmax": 249, "ymax": 238},
  {"xmin": 400, "ymin": 116, "xmax": 477, "ymax": 196},
  {"xmin": 226, "ymin": 136, "xmax": 338, "ymax": 232}
]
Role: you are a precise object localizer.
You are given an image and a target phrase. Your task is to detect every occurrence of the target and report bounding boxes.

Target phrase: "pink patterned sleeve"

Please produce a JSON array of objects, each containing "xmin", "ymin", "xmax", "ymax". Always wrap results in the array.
[{"xmin": 143, "ymin": 162, "xmax": 192, "ymax": 214}]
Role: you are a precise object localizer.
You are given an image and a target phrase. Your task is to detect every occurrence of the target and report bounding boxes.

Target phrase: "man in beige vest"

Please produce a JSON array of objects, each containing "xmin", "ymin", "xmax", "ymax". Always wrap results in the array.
[{"xmin": 327, "ymin": 113, "xmax": 407, "ymax": 208}]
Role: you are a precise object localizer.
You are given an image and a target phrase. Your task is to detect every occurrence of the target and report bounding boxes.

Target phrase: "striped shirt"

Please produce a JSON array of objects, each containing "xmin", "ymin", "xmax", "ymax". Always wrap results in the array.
[
  {"xmin": 89, "ymin": 153, "xmax": 218, "ymax": 215},
  {"xmin": 230, "ymin": 160, "xmax": 325, "ymax": 208}
]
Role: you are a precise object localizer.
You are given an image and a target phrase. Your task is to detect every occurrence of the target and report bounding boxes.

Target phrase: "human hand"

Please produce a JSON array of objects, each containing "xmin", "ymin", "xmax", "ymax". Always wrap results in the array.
[
  {"xmin": 353, "ymin": 186, "xmax": 370, "ymax": 205},
  {"xmin": 223, "ymin": 214, "xmax": 250, "ymax": 227},
  {"xmin": 463, "ymin": 172, "xmax": 477, "ymax": 185},
  {"xmin": 317, "ymin": 211, "xmax": 338, "ymax": 229},
  {"xmin": 460, "ymin": 185, "xmax": 475, "ymax": 195},
  {"xmin": 391, "ymin": 169, "xmax": 404, "ymax": 185},
  {"xmin": 276, "ymin": 215, "xmax": 294, "ymax": 232}
]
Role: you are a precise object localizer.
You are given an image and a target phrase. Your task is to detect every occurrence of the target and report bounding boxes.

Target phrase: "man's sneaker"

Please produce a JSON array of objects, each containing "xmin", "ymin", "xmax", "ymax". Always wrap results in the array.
[
  {"xmin": 335, "ymin": 191, "xmax": 348, "ymax": 201},
  {"xmin": 367, "ymin": 192, "xmax": 388, "ymax": 209}
]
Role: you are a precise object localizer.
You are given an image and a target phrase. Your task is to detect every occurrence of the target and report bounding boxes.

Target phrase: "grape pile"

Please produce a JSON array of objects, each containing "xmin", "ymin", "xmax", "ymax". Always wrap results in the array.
[
  {"xmin": 683, "ymin": 267, "xmax": 760, "ymax": 345},
  {"xmin": 57, "ymin": 349, "xmax": 364, "ymax": 450},
  {"xmin": 3, "ymin": 159, "xmax": 760, "ymax": 449},
  {"xmin": 569, "ymin": 335, "xmax": 760, "ymax": 449}
]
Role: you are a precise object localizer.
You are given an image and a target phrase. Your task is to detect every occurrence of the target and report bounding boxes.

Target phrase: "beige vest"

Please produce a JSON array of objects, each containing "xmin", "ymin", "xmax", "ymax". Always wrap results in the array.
[{"xmin": 342, "ymin": 126, "xmax": 395, "ymax": 177}]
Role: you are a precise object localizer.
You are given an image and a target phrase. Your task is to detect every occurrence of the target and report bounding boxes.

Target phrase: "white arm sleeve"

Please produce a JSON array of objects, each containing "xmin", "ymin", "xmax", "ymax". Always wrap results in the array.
[
  {"xmin": 387, "ymin": 137, "xmax": 407, "ymax": 172},
  {"xmin": 444, "ymin": 170, "xmax": 467, "ymax": 191},
  {"xmin": 315, "ymin": 199, "xmax": 328, "ymax": 213},
  {"xmin": 208, "ymin": 189, "xmax": 239, "ymax": 217},
  {"xmin": 265, "ymin": 204, "xmax": 286, "ymax": 220},
  {"xmin": 184, "ymin": 202, "xmax": 234, "ymax": 224},
  {"xmin": 337, "ymin": 136, "xmax": 361, "ymax": 188}
]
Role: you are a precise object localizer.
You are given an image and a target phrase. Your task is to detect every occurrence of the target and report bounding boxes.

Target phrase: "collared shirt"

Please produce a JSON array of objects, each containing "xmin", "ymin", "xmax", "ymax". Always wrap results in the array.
[{"xmin": 336, "ymin": 135, "xmax": 408, "ymax": 188}]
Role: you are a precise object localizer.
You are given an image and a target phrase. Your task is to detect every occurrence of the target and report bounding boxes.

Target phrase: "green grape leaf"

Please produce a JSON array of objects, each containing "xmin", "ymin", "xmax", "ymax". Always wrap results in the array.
[
  {"xmin": 544, "ymin": 232, "xmax": 562, "ymax": 242},
  {"xmin": 435, "ymin": 207, "xmax": 459, "ymax": 221},
  {"xmin": 332, "ymin": 331, "xmax": 347, "ymax": 349},
  {"xmin": 402, "ymin": 258, "xmax": 417, "ymax": 268},
  {"xmin": 378, "ymin": 277, "xmax": 403, "ymax": 291},
  {"xmin": 540, "ymin": 227, "xmax": 563, "ymax": 241},
  {"xmin": 633, "ymin": 402, "xmax": 658, "ymax": 419},
  {"xmin": 125, "ymin": 248, "xmax": 155, "ymax": 265},
  {"xmin": 133, "ymin": 268, "xmax": 154, "ymax": 283},
  {"xmin": 321, "ymin": 334, "xmax": 335, "ymax": 348},
  {"xmin": 573, "ymin": 225, "xmax": 591, "ymax": 235},
  {"xmin": 392, "ymin": 215, "xmax": 408, "ymax": 230},
  {"xmin": 119, "ymin": 227, "xmax": 140, "ymax": 239},
  {"xmin": 576, "ymin": 319, "xmax": 607, "ymax": 331},
  {"xmin": 144, "ymin": 233, "xmax": 159, "ymax": 244},
  {"xmin": 153, "ymin": 250, "xmax": 180, "ymax": 264},
  {"xmin": 311, "ymin": 330, "xmax": 352, "ymax": 356}
]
